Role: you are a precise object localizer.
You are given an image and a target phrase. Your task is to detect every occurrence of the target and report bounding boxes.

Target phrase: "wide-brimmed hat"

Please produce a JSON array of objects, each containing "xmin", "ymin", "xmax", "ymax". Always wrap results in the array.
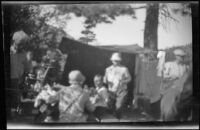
[
  {"xmin": 68, "ymin": 70, "xmax": 86, "ymax": 84},
  {"xmin": 110, "ymin": 52, "xmax": 122, "ymax": 61},
  {"xmin": 173, "ymin": 49, "xmax": 186, "ymax": 56}
]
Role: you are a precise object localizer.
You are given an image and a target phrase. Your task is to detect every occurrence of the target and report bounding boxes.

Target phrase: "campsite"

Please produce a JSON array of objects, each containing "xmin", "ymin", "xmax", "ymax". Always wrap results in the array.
[
  {"xmin": 7, "ymin": 37, "xmax": 162, "ymax": 123},
  {"xmin": 2, "ymin": 2, "xmax": 199, "ymax": 129}
]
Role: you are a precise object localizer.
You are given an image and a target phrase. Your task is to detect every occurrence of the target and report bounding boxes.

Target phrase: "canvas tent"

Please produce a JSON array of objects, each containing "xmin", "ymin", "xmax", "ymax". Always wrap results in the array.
[{"xmin": 59, "ymin": 37, "xmax": 144, "ymax": 105}]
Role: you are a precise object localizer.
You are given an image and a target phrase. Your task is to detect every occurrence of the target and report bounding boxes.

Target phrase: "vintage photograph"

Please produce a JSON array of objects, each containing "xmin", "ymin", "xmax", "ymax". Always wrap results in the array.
[{"xmin": 2, "ymin": 1, "xmax": 199, "ymax": 129}]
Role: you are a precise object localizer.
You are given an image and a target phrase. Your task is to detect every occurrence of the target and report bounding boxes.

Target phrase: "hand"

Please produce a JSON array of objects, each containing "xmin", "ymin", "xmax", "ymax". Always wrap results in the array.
[
  {"xmin": 90, "ymin": 97, "xmax": 96, "ymax": 104},
  {"xmin": 34, "ymin": 98, "xmax": 41, "ymax": 108},
  {"xmin": 39, "ymin": 104, "xmax": 47, "ymax": 113},
  {"xmin": 105, "ymin": 98, "xmax": 109, "ymax": 104}
]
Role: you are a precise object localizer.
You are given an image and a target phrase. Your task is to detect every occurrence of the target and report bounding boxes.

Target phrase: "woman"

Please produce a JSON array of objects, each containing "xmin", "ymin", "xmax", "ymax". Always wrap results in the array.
[
  {"xmin": 45, "ymin": 70, "xmax": 96, "ymax": 122},
  {"xmin": 160, "ymin": 49, "xmax": 189, "ymax": 121}
]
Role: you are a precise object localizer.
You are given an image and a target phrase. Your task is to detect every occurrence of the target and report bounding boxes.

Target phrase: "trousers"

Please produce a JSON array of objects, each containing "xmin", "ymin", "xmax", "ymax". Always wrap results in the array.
[{"xmin": 108, "ymin": 89, "xmax": 128, "ymax": 117}]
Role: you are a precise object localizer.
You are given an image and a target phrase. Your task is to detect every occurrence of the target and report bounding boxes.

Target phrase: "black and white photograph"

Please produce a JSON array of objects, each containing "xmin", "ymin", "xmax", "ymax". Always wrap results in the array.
[{"xmin": 1, "ymin": 1, "xmax": 199, "ymax": 129}]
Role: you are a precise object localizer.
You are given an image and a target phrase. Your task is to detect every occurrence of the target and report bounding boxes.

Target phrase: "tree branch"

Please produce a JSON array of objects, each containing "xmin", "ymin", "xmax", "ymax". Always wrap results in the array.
[{"xmin": 160, "ymin": 9, "xmax": 179, "ymax": 23}]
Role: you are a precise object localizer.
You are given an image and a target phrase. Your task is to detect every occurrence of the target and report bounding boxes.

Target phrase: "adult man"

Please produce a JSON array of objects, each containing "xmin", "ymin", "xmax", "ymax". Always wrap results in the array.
[
  {"xmin": 47, "ymin": 70, "xmax": 96, "ymax": 122},
  {"xmin": 160, "ymin": 49, "xmax": 189, "ymax": 121},
  {"xmin": 104, "ymin": 52, "xmax": 132, "ymax": 119}
]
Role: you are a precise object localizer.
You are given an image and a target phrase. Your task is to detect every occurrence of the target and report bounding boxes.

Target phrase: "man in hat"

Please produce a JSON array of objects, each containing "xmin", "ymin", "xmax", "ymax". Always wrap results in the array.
[
  {"xmin": 104, "ymin": 52, "xmax": 132, "ymax": 119},
  {"xmin": 160, "ymin": 48, "xmax": 189, "ymax": 121},
  {"xmin": 46, "ymin": 70, "xmax": 96, "ymax": 122}
]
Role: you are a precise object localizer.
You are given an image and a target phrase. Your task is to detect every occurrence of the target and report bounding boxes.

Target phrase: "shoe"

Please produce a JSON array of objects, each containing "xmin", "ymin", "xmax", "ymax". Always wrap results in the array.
[
  {"xmin": 44, "ymin": 116, "xmax": 53, "ymax": 122},
  {"xmin": 114, "ymin": 112, "xmax": 121, "ymax": 120}
]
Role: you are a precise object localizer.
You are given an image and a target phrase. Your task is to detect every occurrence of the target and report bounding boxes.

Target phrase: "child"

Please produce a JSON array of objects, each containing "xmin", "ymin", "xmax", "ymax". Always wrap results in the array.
[{"xmin": 90, "ymin": 74, "xmax": 111, "ymax": 120}]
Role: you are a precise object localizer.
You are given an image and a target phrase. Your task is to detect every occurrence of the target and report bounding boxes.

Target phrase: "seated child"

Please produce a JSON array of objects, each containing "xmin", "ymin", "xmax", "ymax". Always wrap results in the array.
[{"xmin": 90, "ymin": 74, "xmax": 111, "ymax": 120}]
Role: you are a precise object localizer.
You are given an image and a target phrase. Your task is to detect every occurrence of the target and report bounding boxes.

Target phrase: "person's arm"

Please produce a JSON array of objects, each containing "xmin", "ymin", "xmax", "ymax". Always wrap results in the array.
[
  {"xmin": 99, "ymin": 88, "xmax": 109, "ymax": 103},
  {"xmin": 121, "ymin": 67, "xmax": 132, "ymax": 84},
  {"xmin": 85, "ymin": 99, "xmax": 96, "ymax": 112},
  {"xmin": 34, "ymin": 92, "xmax": 44, "ymax": 108},
  {"xmin": 46, "ymin": 89, "xmax": 60, "ymax": 104},
  {"xmin": 163, "ymin": 63, "xmax": 171, "ymax": 79},
  {"xmin": 23, "ymin": 54, "xmax": 33, "ymax": 73},
  {"xmin": 186, "ymin": 65, "xmax": 190, "ymax": 72},
  {"xmin": 103, "ymin": 69, "xmax": 108, "ymax": 84},
  {"xmin": 78, "ymin": 92, "xmax": 96, "ymax": 112}
]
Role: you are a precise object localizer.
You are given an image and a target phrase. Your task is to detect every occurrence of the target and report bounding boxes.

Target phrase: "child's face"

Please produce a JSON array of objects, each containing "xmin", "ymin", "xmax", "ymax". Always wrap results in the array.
[{"xmin": 94, "ymin": 77, "xmax": 103, "ymax": 88}]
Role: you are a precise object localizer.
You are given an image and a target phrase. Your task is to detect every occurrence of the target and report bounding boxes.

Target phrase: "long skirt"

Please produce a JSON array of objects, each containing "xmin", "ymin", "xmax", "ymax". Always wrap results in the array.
[{"xmin": 160, "ymin": 79, "xmax": 182, "ymax": 121}]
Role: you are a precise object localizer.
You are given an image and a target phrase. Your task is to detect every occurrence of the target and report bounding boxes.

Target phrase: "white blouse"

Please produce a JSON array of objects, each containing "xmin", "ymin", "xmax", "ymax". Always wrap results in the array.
[{"xmin": 163, "ymin": 61, "xmax": 188, "ymax": 79}]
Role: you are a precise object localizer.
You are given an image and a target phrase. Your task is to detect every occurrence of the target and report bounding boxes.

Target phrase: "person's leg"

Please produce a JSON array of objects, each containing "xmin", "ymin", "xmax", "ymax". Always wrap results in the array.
[
  {"xmin": 94, "ymin": 106, "xmax": 111, "ymax": 120},
  {"xmin": 132, "ymin": 94, "xmax": 139, "ymax": 109},
  {"xmin": 115, "ymin": 90, "xmax": 128, "ymax": 119},
  {"xmin": 8, "ymin": 79, "xmax": 20, "ymax": 120},
  {"xmin": 6, "ymin": 83, "xmax": 13, "ymax": 120},
  {"xmin": 86, "ymin": 112, "xmax": 99, "ymax": 122},
  {"xmin": 50, "ymin": 103, "xmax": 60, "ymax": 121},
  {"xmin": 107, "ymin": 91, "xmax": 116, "ymax": 113},
  {"xmin": 94, "ymin": 107, "xmax": 102, "ymax": 119},
  {"xmin": 141, "ymin": 96, "xmax": 151, "ymax": 115},
  {"xmin": 149, "ymin": 99, "xmax": 161, "ymax": 120},
  {"xmin": 160, "ymin": 88, "xmax": 179, "ymax": 121}
]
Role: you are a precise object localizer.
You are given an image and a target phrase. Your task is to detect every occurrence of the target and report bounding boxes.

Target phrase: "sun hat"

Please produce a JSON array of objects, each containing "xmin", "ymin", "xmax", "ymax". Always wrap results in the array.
[
  {"xmin": 173, "ymin": 49, "xmax": 186, "ymax": 56},
  {"xmin": 110, "ymin": 52, "xmax": 122, "ymax": 61}
]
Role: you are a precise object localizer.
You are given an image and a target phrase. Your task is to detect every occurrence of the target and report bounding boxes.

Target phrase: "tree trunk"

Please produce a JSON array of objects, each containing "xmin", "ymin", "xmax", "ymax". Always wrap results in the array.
[{"xmin": 144, "ymin": 3, "xmax": 159, "ymax": 50}]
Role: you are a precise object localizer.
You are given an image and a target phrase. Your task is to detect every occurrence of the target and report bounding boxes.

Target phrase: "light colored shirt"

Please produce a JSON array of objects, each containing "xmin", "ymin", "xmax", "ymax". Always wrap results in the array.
[
  {"xmin": 104, "ymin": 65, "xmax": 131, "ymax": 93},
  {"xmin": 90, "ymin": 86, "xmax": 109, "ymax": 107},
  {"xmin": 48, "ymin": 84, "xmax": 95, "ymax": 122},
  {"xmin": 163, "ymin": 61, "xmax": 188, "ymax": 80}
]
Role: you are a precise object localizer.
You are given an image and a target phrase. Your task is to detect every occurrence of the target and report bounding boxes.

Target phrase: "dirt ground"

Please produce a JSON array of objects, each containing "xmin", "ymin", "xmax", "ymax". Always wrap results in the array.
[{"xmin": 7, "ymin": 102, "xmax": 160, "ymax": 124}]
